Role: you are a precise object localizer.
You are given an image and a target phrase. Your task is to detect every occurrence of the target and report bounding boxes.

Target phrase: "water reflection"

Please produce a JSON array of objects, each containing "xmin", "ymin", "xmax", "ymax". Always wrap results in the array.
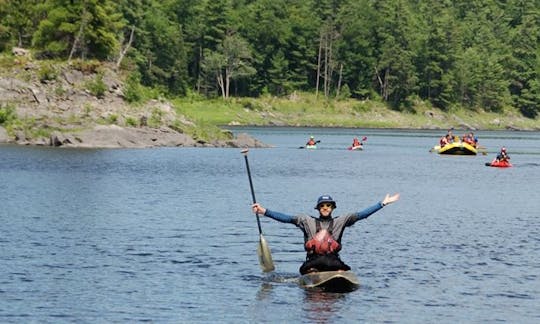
[
  {"xmin": 302, "ymin": 290, "xmax": 347, "ymax": 324},
  {"xmin": 256, "ymin": 282, "xmax": 274, "ymax": 300}
]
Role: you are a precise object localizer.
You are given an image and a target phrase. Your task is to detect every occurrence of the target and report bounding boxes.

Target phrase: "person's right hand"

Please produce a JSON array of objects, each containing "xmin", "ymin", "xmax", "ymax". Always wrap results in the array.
[{"xmin": 252, "ymin": 203, "xmax": 266, "ymax": 215}]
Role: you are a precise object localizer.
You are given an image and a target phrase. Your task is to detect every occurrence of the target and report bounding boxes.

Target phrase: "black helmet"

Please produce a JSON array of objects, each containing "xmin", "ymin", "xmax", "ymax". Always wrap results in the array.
[{"xmin": 315, "ymin": 195, "xmax": 336, "ymax": 209}]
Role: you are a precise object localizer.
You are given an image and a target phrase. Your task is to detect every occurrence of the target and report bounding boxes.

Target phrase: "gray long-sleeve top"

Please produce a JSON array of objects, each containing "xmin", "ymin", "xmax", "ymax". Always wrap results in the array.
[{"xmin": 263, "ymin": 202, "xmax": 385, "ymax": 245}]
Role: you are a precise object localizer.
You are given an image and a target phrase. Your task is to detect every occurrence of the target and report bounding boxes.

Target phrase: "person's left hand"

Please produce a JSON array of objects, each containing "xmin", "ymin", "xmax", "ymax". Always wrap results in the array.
[{"xmin": 382, "ymin": 193, "xmax": 400, "ymax": 206}]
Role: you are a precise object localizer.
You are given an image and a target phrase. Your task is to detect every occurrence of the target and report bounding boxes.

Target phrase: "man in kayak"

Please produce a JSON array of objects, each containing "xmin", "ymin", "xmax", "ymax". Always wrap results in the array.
[
  {"xmin": 495, "ymin": 147, "xmax": 510, "ymax": 162},
  {"xmin": 251, "ymin": 193, "xmax": 400, "ymax": 274},
  {"xmin": 351, "ymin": 137, "xmax": 362, "ymax": 148},
  {"xmin": 306, "ymin": 136, "xmax": 316, "ymax": 146}
]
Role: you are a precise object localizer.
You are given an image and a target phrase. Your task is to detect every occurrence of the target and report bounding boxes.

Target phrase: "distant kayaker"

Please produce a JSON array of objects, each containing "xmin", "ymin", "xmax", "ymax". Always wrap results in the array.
[
  {"xmin": 306, "ymin": 136, "xmax": 316, "ymax": 146},
  {"xmin": 351, "ymin": 137, "xmax": 362, "ymax": 148},
  {"xmin": 251, "ymin": 193, "xmax": 400, "ymax": 274},
  {"xmin": 495, "ymin": 147, "xmax": 510, "ymax": 162}
]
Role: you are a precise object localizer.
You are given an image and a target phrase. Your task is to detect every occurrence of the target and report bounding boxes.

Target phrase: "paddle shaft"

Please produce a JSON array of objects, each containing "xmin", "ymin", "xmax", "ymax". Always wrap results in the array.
[
  {"xmin": 242, "ymin": 149, "xmax": 275, "ymax": 272},
  {"xmin": 243, "ymin": 152, "xmax": 263, "ymax": 234}
]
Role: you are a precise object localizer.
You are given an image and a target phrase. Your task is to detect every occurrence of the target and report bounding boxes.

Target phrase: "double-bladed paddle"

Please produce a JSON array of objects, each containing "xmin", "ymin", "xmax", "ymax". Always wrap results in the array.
[
  {"xmin": 241, "ymin": 149, "xmax": 275, "ymax": 272},
  {"xmin": 347, "ymin": 136, "xmax": 367, "ymax": 150},
  {"xmin": 298, "ymin": 140, "xmax": 321, "ymax": 149}
]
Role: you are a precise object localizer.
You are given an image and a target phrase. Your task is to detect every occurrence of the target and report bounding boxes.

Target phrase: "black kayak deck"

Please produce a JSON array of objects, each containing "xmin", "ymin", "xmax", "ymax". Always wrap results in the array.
[{"xmin": 299, "ymin": 271, "xmax": 360, "ymax": 293}]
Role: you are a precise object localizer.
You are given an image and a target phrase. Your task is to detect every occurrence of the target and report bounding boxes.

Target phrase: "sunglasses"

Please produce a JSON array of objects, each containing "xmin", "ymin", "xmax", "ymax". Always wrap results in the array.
[{"xmin": 319, "ymin": 203, "xmax": 334, "ymax": 208}]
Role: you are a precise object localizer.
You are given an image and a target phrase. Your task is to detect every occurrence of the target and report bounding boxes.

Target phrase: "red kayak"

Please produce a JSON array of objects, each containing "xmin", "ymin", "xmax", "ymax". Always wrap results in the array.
[
  {"xmin": 485, "ymin": 160, "xmax": 512, "ymax": 168},
  {"xmin": 347, "ymin": 145, "xmax": 363, "ymax": 151},
  {"xmin": 347, "ymin": 136, "xmax": 367, "ymax": 150}
]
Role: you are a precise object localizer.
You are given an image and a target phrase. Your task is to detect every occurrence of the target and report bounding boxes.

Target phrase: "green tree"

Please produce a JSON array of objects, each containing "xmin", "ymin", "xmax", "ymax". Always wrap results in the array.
[
  {"xmin": 136, "ymin": 6, "xmax": 188, "ymax": 95},
  {"xmin": 453, "ymin": 1, "xmax": 511, "ymax": 111},
  {"xmin": 504, "ymin": 1, "xmax": 540, "ymax": 118},
  {"xmin": 32, "ymin": 0, "xmax": 123, "ymax": 60},
  {"xmin": 165, "ymin": 0, "xmax": 206, "ymax": 91},
  {"xmin": 241, "ymin": 0, "xmax": 317, "ymax": 96},
  {"xmin": 240, "ymin": 0, "xmax": 292, "ymax": 95},
  {"xmin": 202, "ymin": 34, "xmax": 255, "ymax": 98},
  {"xmin": 192, "ymin": 0, "xmax": 236, "ymax": 95},
  {"xmin": 1, "ymin": 0, "xmax": 42, "ymax": 48},
  {"xmin": 335, "ymin": 0, "xmax": 378, "ymax": 99},
  {"xmin": 372, "ymin": 0, "xmax": 419, "ymax": 109},
  {"xmin": 267, "ymin": 49, "xmax": 291, "ymax": 95},
  {"xmin": 415, "ymin": 0, "xmax": 459, "ymax": 110}
]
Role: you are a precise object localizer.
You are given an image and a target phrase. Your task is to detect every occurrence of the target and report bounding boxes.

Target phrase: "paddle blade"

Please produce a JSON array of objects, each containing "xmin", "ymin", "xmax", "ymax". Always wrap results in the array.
[{"xmin": 257, "ymin": 234, "xmax": 275, "ymax": 272}]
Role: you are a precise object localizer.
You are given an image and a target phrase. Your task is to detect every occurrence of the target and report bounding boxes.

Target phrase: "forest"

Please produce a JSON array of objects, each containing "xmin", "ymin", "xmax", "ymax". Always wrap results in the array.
[{"xmin": 1, "ymin": 0, "xmax": 539, "ymax": 118}]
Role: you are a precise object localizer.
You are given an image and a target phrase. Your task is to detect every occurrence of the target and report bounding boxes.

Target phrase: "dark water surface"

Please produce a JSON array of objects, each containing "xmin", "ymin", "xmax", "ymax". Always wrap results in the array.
[{"xmin": 1, "ymin": 128, "xmax": 539, "ymax": 323}]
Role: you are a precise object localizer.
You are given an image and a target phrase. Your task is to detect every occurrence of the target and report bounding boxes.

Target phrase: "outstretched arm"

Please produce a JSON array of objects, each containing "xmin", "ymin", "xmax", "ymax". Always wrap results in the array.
[
  {"xmin": 252, "ymin": 203, "xmax": 295, "ymax": 223},
  {"xmin": 355, "ymin": 193, "xmax": 400, "ymax": 221}
]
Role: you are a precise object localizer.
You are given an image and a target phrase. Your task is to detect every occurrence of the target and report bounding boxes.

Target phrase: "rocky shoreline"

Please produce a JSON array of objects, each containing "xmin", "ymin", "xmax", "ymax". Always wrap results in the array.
[
  {"xmin": 1, "ymin": 57, "xmax": 537, "ymax": 149},
  {"xmin": 0, "ymin": 59, "xmax": 270, "ymax": 149},
  {"xmin": 0, "ymin": 124, "xmax": 270, "ymax": 149}
]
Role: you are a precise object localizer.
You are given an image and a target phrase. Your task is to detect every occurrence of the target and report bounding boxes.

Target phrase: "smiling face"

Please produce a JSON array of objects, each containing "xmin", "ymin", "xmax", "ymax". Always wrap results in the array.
[{"xmin": 317, "ymin": 203, "xmax": 334, "ymax": 218}]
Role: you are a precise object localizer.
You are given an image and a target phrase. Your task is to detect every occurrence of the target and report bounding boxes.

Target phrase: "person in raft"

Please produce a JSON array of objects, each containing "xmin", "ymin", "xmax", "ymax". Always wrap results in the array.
[
  {"xmin": 251, "ymin": 193, "xmax": 400, "ymax": 274},
  {"xmin": 306, "ymin": 136, "xmax": 316, "ymax": 146}
]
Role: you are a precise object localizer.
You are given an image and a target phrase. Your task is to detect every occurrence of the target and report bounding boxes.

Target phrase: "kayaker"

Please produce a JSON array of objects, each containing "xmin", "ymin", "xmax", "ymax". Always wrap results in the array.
[
  {"xmin": 251, "ymin": 193, "xmax": 400, "ymax": 274},
  {"xmin": 306, "ymin": 136, "xmax": 316, "ymax": 146},
  {"xmin": 495, "ymin": 147, "xmax": 510, "ymax": 162},
  {"xmin": 351, "ymin": 137, "xmax": 362, "ymax": 148}
]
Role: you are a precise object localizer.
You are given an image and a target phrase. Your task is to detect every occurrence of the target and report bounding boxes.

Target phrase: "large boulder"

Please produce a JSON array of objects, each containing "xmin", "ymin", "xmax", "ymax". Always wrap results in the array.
[
  {"xmin": 227, "ymin": 132, "xmax": 272, "ymax": 148},
  {"xmin": 51, "ymin": 125, "xmax": 197, "ymax": 148},
  {"xmin": 45, "ymin": 126, "xmax": 272, "ymax": 149}
]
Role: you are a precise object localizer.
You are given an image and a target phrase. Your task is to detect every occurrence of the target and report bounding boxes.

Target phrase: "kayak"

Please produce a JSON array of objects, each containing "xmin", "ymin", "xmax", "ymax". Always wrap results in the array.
[
  {"xmin": 432, "ymin": 142, "xmax": 477, "ymax": 155},
  {"xmin": 347, "ymin": 145, "xmax": 363, "ymax": 151},
  {"xmin": 305, "ymin": 144, "xmax": 317, "ymax": 150},
  {"xmin": 299, "ymin": 271, "xmax": 359, "ymax": 293},
  {"xmin": 485, "ymin": 160, "xmax": 512, "ymax": 168}
]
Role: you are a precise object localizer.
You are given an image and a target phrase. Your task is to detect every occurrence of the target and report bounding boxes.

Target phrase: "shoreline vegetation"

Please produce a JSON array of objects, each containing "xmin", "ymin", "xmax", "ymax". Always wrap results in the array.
[
  {"xmin": 2, "ymin": 1, "xmax": 540, "ymax": 149},
  {"xmin": 1, "ymin": 58, "xmax": 539, "ymax": 149},
  {"xmin": 176, "ymin": 93, "xmax": 540, "ymax": 131}
]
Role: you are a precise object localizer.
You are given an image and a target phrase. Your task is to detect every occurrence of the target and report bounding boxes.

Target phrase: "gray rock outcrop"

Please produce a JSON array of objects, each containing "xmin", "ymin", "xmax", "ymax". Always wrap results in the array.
[{"xmin": 1, "ymin": 60, "xmax": 272, "ymax": 149}]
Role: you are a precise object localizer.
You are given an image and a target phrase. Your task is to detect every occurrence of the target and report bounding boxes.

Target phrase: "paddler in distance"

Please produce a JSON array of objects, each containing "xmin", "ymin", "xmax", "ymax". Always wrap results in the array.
[
  {"xmin": 306, "ymin": 135, "xmax": 316, "ymax": 146},
  {"xmin": 352, "ymin": 137, "xmax": 362, "ymax": 148},
  {"xmin": 251, "ymin": 193, "xmax": 400, "ymax": 274}
]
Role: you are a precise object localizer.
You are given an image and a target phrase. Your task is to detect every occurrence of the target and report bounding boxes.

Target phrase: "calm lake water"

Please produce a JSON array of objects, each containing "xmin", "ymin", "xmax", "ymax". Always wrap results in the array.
[{"xmin": 1, "ymin": 127, "xmax": 539, "ymax": 323}]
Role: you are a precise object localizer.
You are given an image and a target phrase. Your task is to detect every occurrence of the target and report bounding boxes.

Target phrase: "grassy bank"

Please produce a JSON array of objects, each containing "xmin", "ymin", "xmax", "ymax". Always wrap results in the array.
[{"xmin": 173, "ymin": 93, "xmax": 540, "ymax": 131}]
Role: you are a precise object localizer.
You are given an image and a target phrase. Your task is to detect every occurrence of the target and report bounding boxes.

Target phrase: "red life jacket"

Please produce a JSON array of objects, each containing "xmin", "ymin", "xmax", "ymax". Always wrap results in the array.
[
  {"xmin": 305, "ymin": 219, "xmax": 341, "ymax": 255},
  {"xmin": 439, "ymin": 136, "xmax": 448, "ymax": 146}
]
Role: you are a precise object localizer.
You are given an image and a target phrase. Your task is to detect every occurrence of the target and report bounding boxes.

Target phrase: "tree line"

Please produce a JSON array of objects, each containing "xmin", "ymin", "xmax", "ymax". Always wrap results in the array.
[{"xmin": 1, "ymin": 0, "xmax": 539, "ymax": 118}]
